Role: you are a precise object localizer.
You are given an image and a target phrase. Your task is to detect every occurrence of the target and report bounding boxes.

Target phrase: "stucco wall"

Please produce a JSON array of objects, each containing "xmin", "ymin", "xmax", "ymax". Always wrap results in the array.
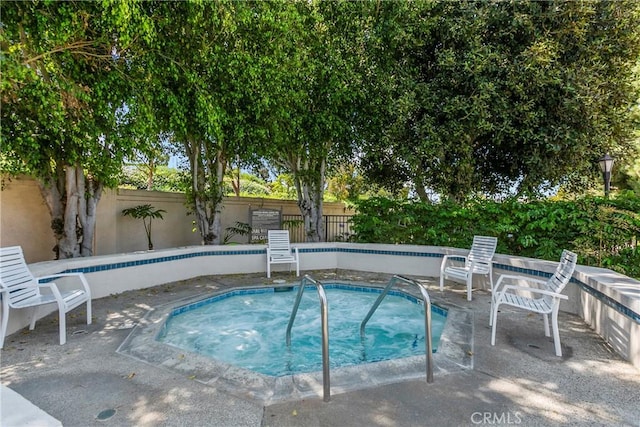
[
  {"xmin": 0, "ymin": 176, "xmax": 354, "ymax": 262},
  {"xmin": 0, "ymin": 177, "xmax": 56, "ymax": 262}
]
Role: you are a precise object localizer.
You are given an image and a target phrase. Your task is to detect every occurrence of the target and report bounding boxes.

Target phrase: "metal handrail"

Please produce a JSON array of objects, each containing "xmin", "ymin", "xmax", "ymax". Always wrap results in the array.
[
  {"xmin": 285, "ymin": 275, "xmax": 330, "ymax": 402},
  {"xmin": 360, "ymin": 274, "xmax": 434, "ymax": 383}
]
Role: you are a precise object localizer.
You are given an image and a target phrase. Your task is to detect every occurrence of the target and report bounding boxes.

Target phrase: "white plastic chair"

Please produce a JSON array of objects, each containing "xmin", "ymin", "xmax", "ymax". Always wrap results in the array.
[
  {"xmin": 440, "ymin": 236, "xmax": 498, "ymax": 301},
  {"xmin": 266, "ymin": 230, "xmax": 299, "ymax": 278},
  {"xmin": 490, "ymin": 249, "xmax": 577, "ymax": 357},
  {"xmin": 0, "ymin": 246, "xmax": 92, "ymax": 348}
]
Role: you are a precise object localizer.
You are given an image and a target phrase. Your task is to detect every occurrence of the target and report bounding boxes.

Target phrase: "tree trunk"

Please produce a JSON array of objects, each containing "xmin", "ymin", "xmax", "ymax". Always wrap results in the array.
[
  {"xmin": 186, "ymin": 139, "xmax": 225, "ymax": 245},
  {"xmin": 414, "ymin": 175, "xmax": 432, "ymax": 202},
  {"xmin": 147, "ymin": 158, "xmax": 155, "ymax": 191},
  {"xmin": 38, "ymin": 167, "xmax": 66, "ymax": 259},
  {"xmin": 294, "ymin": 158, "xmax": 326, "ymax": 242},
  {"xmin": 77, "ymin": 167, "xmax": 102, "ymax": 257},
  {"xmin": 38, "ymin": 163, "xmax": 102, "ymax": 259}
]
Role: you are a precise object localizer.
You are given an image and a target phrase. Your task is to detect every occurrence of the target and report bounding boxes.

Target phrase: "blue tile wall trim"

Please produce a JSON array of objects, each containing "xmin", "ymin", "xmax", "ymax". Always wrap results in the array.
[
  {"xmin": 54, "ymin": 247, "xmax": 639, "ymax": 324},
  {"xmin": 58, "ymin": 247, "xmax": 443, "ymax": 276}
]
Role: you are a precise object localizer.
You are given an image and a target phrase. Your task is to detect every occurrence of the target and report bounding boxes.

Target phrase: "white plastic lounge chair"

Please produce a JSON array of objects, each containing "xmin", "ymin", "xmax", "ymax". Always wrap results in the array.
[
  {"xmin": 0, "ymin": 246, "xmax": 92, "ymax": 348},
  {"xmin": 266, "ymin": 230, "xmax": 300, "ymax": 278},
  {"xmin": 490, "ymin": 249, "xmax": 577, "ymax": 357},
  {"xmin": 439, "ymin": 236, "xmax": 498, "ymax": 301}
]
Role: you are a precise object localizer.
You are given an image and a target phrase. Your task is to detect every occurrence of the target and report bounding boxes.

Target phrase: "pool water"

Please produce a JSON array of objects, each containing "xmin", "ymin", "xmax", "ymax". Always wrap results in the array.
[{"xmin": 157, "ymin": 284, "xmax": 447, "ymax": 377}]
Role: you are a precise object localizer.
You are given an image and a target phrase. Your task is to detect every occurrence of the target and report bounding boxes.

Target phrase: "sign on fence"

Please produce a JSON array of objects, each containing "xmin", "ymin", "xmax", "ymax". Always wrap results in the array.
[{"xmin": 249, "ymin": 209, "xmax": 282, "ymax": 243}]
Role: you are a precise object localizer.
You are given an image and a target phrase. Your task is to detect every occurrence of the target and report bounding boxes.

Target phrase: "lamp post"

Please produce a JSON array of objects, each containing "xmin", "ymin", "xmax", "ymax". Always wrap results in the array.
[{"xmin": 598, "ymin": 153, "xmax": 614, "ymax": 198}]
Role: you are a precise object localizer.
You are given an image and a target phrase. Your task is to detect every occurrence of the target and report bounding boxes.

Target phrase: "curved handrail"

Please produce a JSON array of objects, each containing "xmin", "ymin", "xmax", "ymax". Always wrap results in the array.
[
  {"xmin": 285, "ymin": 275, "xmax": 330, "ymax": 402},
  {"xmin": 360, "ymin": 274, "xmax": 434, "ymax": 383}
]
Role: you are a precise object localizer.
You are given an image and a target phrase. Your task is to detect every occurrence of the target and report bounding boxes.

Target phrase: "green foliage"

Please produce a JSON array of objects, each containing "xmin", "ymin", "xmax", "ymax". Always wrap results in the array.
[
  {"xmin": 132, "ymin": 1, "xmax": 298, "ymax": 243},
  {"xmin": 326, "ymin": 163, "xmax": 402, "ymax": 202},
  {"xmin": 223, "ymin": 222, "xmax": 251, "ymax": 245},
  {"xmin": 264, "ymin": 1, "xmax": 375, "ymax": 241},
  {"xmin": 360, "ymin": 0, "xmax": 640, "ymax": 201},
  {"xmin": 1, "ymin": 0, "xmax": 152, "ymax": 257},
  {"xmin": 352, "ymin": 195, "xmax": 640, "ymax": 279},
  {"xmin": 119, "ymin": 166, "xmax": 188, "ymax": 193},
  {"xmin": 1, "ymin": 0, "xmax": 143, "ymax": 185},
  {"xmin": 269, "ymin": 174, "xmax": 297, "ymax": 200},
  {"xmin": 614, "ymin": 141, "xmax": 640, "ymax": 195},
  {"xmin": 122, "ymin": 204, "xmax": 167, "ymax": 250},
  {"xmin": 4, "ymin": 0, "xmax": 639, "ymax": 252},
  {"xmin": 223, "ymin": 172, "xmax": 272, "ymax": 198}
]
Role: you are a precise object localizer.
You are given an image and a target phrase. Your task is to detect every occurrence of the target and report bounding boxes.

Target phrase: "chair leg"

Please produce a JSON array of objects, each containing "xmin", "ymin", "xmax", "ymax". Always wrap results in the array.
[
  {"xmin": 439, "ymin": 274, "xmax": 444, "ymax": 292},
  {"xmin": 488, "ymin": 269, "xmax": 494, "ymax": 294},
  {"xmin": 0, "ymin": 302, "xmax": 9, "ymax": 348},
  {"xmin": 543, "ymin": 313, "xmax": 551, "ymax": 337},
  {"xmin": 551, "ymin": 308, "xmax": 562, "ymax": 357},
  {"xmin": 489, "ymin": 295, "xmax": 495, "ymax": 326},
  {"xmin": 295, "ymin": 260, "xmax": 299, "ymax": 277},
  {"xmin": 59, "ymin": 315, "xmax": 67, "ymax": 345},
  {"xmin": 267, "ymin": 261, "xmax": 271, "ymax": 279},
  {"xmin": 29, "ymin": 307, "xmax": 38, "ymax": 330},
  {"xmin": 86, "ymin": 299, "xmax": 92, "ymax": 325},
  {"xmin": 466, "ymin": 275, "xmax": 472, "ymax": 301},
  {"xmin": 58, "ymin": 303, "xmax": 67, "ymax": 346},
  {"xmin": 490, "ymin": 302, "xmax": 500, "ymax": 346},
  {"xmin": 53, "ymin": 300, "xmax": 67, "ymax": 345}
]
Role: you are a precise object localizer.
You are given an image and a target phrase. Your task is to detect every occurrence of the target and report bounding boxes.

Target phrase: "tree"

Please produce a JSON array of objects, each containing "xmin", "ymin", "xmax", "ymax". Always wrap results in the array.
[
  {"xmin": 265, "ymin": 1, "xmax": 373, "ymax": 241},
  {"xmin": 130, "ymin": 135, "xmax": 172, "ymax": 191},
  {"xmin": 135, "ymin": 1, "xmax": 288, "ymax": 244},
  {"xmin": 325, "ymin": 162, "xmax": 400, "ymax": 202},
  {"xmin": 1, "ymin": 1, "xmax": 148, "ymax": 258},
  {"xmin": 119, "ymin": 165, "xmax": 187, "ymax": 193},
  {"xmin": 614, "ymin": 140, "xmax": 640, "ymax": 195},
  {"xmin": 360, "ymin": 0, "xmax": 640, "ymax": 201}
]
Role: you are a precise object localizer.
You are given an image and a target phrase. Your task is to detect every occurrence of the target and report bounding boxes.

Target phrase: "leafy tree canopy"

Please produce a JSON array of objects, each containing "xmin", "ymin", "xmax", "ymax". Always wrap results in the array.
[
  {"xmin": 1, "ymin": 0, "xmax": 151, "ymax": 257},
  {"xmin": 361, "ymin": 0, "xmax": 640, "ymax": 201}
]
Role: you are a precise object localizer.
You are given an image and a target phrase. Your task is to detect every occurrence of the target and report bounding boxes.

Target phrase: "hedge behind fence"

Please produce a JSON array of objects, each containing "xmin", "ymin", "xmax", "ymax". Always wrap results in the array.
[{"xmin": 351, "ymin": 193, "xmax": 640, "ymax": 279}]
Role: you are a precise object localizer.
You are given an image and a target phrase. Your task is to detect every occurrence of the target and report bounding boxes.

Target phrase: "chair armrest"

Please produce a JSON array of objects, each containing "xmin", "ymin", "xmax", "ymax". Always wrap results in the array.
[
  {"xmin": 36, "ymin": 281, "xmax": 66, "ymax": 301},
  {"xmin": 440, "ymin": 254, "xmax": 467, "ymax": 273},
  {"xmin": 493, "ymin": 274, "xmax": 547, "ymax": 293},
  {"xmin": 499, "ymin": 284, "xmax": 568, "ymax": 300},
  {"xmin": 37, "ymin": 272, "xmax": 91, "ymax": 296}
]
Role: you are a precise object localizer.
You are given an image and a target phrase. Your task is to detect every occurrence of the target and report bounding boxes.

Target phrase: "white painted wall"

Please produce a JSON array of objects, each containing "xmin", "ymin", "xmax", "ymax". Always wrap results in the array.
[{"xmin": 3, "ymin": 243, "xmax": 638, "ymax": 369}]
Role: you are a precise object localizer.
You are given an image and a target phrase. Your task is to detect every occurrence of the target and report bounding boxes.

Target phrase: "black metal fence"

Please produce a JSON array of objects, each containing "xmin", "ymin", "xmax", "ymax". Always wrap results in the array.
[{"xmin": 282, "ymin": 214, "xmax": 354, "ymax": 243}]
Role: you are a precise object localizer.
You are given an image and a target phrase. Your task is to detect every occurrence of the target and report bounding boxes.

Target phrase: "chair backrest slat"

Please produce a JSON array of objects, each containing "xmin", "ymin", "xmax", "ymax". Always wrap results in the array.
[
  {"xmin": 544, "ymin": 250, "xmax": 577, "ymax": 304},
  {"xmin": 0, "ymin": 246, "xmax": 39, "ymax": 306},
  {"xmin": 268, "ymin": 230, "xmax": 292, "ymax": 254},
  {"xmin": 467, "ymin": 236, "xmax": 498, "ymax": 272}
]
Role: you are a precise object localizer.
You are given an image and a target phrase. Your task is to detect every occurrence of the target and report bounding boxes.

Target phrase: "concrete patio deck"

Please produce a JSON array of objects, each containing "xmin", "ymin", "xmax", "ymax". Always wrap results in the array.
[{"xmin": 1, "ymin": 270, "xmax": 639, "ymax": 426}]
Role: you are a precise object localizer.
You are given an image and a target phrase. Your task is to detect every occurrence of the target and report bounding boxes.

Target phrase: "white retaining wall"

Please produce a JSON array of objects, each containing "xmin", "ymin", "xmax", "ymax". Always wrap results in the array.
[{"xmin": 4, "ymin": 243, "xmax": 638, "ymax": 369}]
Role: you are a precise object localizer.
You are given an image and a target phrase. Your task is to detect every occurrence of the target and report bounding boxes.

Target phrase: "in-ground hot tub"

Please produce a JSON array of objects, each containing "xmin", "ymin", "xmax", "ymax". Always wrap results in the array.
[
  {"xmin": 118, "ymin": 278, "xmax": 473, "ymax": 403},
  {"xmin": 156, "ymin": 283, "xmax": 448, "ymax": 376}
]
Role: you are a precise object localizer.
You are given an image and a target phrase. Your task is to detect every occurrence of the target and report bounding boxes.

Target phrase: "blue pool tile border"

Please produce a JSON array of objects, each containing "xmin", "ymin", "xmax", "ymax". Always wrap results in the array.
[
  {"xmin": 167, "ymin": 282, "xmax": 448, "ymax": 320},
  {"xmin": 54, "ymin": 247, "xmax": 638, "ymax": 324},
  {"xmin": 170, "ymin": 287, "xmax": 275, "ymax": 316}
]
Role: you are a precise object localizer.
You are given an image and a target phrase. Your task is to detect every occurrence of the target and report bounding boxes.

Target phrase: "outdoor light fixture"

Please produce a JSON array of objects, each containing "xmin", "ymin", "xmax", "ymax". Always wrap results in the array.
[{"xmin": 598, "ymin": 153, "xmax": 614, "ymax": 198}]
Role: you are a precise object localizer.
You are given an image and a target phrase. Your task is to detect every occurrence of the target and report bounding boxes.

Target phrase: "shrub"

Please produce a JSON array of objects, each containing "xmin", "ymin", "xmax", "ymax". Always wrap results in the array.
[{"xmin": 352, "ymin": 195, "xmax": 640, "ymax": 279}]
